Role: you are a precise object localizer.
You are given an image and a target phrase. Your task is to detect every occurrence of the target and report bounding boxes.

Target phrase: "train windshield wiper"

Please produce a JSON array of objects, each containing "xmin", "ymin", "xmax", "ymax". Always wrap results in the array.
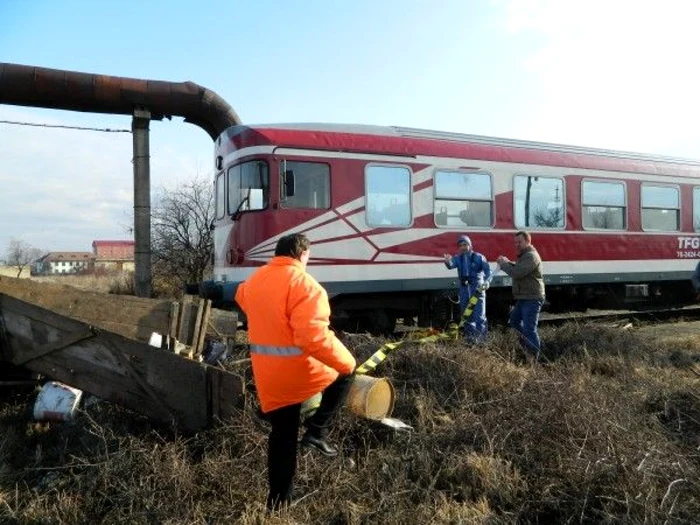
[{"xmin": 231, "ymin": 189, "xmax": 251, "ymax": 221}]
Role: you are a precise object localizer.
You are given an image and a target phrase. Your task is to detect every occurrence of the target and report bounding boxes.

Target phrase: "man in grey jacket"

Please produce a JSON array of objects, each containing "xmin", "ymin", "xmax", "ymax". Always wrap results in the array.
[{"xmin": 497, "ymin": 231, "xmax": 545, "ymax": 360}]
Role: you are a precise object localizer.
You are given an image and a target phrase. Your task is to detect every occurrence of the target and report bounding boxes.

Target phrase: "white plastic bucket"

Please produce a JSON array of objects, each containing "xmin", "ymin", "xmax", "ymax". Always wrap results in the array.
[{"xmin": 33, "ymin": 381, "xmax": 83, "ymax": 422}]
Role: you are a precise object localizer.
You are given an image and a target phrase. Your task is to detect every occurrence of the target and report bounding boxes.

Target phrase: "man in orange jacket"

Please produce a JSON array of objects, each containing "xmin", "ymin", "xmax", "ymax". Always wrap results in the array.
[{"xmin": 235, "ymin": 233, "xmax": 357, "ymax": 511}]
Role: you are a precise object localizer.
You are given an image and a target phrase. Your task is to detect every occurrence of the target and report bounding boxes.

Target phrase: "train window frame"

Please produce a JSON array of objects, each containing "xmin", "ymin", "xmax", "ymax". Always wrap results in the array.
[
  {"xmin": 215, "ymin": 170, "xmax": 225, "ymax": 220},
  {"xmin": 226, "ymin": 159, "xmax": 270, "ymax": 217},
  {"xmin": 278, "ymin": 160, "xmax": 331, "ymax": 210},
  {"xmin": 433, "ymin": 169, "xmax": 494, "ymax": 229},
  {"xmin": 581, "ymin": 178, "xmax": 627, "ymax": 231},
  {"xmin": 512, "ymin": 174, "xmax": 566, "ymax": 230},
  {"xmin": 364, "ymin": 163, "xmax": 413, "ymax": 228},
  {"xmin": 640, "ymin": 183, "xmax": 680, "ymax": 232},
  {"xmin": 694, "ymin": 187, "xmax": 700, "ymax": 231}
]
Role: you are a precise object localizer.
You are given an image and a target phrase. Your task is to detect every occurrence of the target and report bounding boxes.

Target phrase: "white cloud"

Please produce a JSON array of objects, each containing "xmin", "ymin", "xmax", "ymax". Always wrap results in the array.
[{"xmin": 499, "ymin": 0, "xmax": 700, "ymax": 156}]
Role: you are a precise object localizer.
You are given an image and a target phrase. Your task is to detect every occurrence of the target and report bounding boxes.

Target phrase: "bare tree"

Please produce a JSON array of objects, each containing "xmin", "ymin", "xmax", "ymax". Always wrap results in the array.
[
  {"xmin": 5, "ymin": 238, "xmax": 44, "ymax": 278},
  {"xmin": 534, "ymin": 207, "xmax": 564, "ymax": 228},
  {"xmin": 592, "ymin": 207, "xmax": 623, "ymax": 229},
  {"xmin": 151, "ymin": 176, "xmax": 214, "ymax": 294}
]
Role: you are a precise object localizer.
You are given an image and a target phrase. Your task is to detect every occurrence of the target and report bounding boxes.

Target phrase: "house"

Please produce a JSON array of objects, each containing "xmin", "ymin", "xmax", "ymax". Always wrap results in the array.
[
  {"xmin": 92, "ymin": 240, "xmax": 135, "ymax": 272},
  {"xmin": 36, "ymin": 252, "xmax": 93, "ymax": 275}
]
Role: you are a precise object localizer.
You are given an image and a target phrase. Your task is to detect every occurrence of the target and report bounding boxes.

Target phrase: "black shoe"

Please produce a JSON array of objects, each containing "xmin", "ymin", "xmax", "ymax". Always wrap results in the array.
[{"xmin": 300, "ymin": 433, "xmax": 339, "ymax": 457}]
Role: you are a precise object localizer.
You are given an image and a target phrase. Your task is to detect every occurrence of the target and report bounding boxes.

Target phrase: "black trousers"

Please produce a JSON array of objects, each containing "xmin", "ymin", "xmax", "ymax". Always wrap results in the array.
[{"xmin": 266, "ymin": 374, "xmax": 354, "ymax": 510}]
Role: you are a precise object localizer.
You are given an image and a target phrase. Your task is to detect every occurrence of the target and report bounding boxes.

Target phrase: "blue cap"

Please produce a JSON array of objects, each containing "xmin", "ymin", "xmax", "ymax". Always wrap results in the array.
[{"xmin": 457, "ymin": 235, "xmax": 471, "ymax": 245}]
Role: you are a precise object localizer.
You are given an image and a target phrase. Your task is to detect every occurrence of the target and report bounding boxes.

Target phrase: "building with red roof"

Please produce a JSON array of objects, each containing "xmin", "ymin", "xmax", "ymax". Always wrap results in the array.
[{"xmin": 92, "ymin": 240, "xmax": 135, "ymax": 272}]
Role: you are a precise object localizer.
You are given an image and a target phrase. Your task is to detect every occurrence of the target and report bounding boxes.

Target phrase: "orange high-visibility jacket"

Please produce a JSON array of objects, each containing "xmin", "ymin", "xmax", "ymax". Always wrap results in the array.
[{"xmin": 235, "ymin": 256, "xmax": 356, "ymax": 413}]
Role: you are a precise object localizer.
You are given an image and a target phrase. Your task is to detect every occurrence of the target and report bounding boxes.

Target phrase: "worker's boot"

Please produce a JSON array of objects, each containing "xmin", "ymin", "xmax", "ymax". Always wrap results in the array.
[{"xmin": 300, "ymin": 432, "xmax": 338, "ymax": 457}]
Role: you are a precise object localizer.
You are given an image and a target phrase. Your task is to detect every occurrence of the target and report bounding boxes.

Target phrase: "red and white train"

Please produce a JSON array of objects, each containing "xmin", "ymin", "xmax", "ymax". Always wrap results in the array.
[{"xmin": 204, "ymin": 123, "xmax": 700, "ymax": 333}]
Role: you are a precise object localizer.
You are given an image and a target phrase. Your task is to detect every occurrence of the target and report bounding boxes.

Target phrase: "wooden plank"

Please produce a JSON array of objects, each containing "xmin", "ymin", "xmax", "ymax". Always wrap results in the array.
[
  {"xmin": 208, "ymin": 308, "xmax": 238, "ymax": 338},
  {"xmin": 207, "ymin": 366, "xmax": 244, "ymax": 422},
  {"xmin": 102, "ymin": 334, "xmax": 177, "ymax": 425},
  {"xmin": 168, "ymin": 301, "xmax": 180, "ymax": 348},
  {"xmin": 0, "ymin": 295, "xmax": 205, "ymax": 429},
  {"xmin": 11, "ymin": 327, "xmax": 94, "ymax": 366},
  {"xmin": 0, "ymin": 276, "xmax": 239, "ymax": 344},
  {"xmin": 190, "ymin": 298, "xmax": 205, "ymax": 349},
  {"xmin": 0, "ymin": 294, "xmax": 244, "ymax": 431},
  {"xmin": 0, "ymin": 311, "xmax": 10, "ymax": 356},
  {"xmin": 209, "ymin": 366, "xmax": 221, "ymax": 420},
  {"xmin": 195, "ymin": 299, "xmax": 212, "ymax": 357},
  {"xmin": 0, "ymin": 276, "xmax": 172, "ymax": 343},
  {"xmin": 177, "ymin": 296, "xmax": 194, "ymax": 346},
  {"xmin": 209, "ymin": 308, "xmax": 238, "ymax": 356}
]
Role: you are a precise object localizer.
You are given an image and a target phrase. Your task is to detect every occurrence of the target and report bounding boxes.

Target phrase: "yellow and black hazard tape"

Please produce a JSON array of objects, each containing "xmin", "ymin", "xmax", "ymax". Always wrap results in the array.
[
  {"xmin": 354, "ymin": 281, "xmax": 489, "ymax": 375},
  {"xmin": 302, "ymin": 283, "xmax": 490, "ymax": 416}
]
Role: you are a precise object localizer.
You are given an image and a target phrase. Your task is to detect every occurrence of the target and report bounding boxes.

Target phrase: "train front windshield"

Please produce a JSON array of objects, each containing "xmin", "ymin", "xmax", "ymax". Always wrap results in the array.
[{"xmin": 227, "ymin": 160, "xmax": 269, "ymax": 217}]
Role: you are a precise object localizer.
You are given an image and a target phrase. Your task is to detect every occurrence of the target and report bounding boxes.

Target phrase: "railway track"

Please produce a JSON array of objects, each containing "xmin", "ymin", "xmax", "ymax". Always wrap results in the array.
[
  {"xmin": 390, "ymin": 304, "xmax": 700, "ymax": 337},
  {"xmin": 538, "ymin": 304, "xmax": 700, "ymax": 327}
]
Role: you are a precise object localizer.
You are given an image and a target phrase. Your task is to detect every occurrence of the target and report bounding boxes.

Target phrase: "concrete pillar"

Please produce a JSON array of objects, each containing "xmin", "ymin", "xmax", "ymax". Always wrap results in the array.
[{"xmin": 132, "ymin": 108, "xmax": 152, "ymax": 297}]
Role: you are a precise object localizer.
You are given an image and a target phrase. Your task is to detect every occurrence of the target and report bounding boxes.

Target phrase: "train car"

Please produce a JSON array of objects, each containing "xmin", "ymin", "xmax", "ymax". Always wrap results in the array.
[{"xmin": 204, "ymin": 123, "xmax": 700, "ymax": 333}]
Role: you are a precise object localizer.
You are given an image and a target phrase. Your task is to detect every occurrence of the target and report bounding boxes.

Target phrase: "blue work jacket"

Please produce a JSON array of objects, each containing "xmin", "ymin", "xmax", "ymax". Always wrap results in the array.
[{"xmin": 445, "ymin": 250, "xmax": 492, "ymax": 291}]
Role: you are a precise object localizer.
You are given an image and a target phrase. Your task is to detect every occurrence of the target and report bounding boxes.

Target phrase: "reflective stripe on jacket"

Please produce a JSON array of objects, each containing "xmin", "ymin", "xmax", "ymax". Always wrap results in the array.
[{"xmin": 235, "ymin": 256, "xmax": 356, "ymax": 413}]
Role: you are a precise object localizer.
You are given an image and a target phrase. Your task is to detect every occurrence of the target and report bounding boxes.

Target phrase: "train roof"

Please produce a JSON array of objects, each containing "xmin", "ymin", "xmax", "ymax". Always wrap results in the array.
[{"xmin": 217, "ymin": 123, "xmax": 700, "ymax": 174}]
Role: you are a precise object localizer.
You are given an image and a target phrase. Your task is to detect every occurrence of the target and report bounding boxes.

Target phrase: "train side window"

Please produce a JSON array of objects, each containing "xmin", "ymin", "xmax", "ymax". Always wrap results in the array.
[
  {"xmin": 215, "ymin": 171, "xmax": 225, "ymax": 220},
  {"xmin": 433, "ymin": 170, "xmax": 493, "ymax": 228},
  {"xmin": 365, "ymin": 165, "xmax": 412, "ymax": 227},
  {"xmin": 280, "ymin": 161, "xmax": 330, "ymax": 209},
  {"xmin": 641, "ymin": 184, "xmax": 680, "ymax": 231},
  {"xmin": 513, "ymin": 175, "xmax": 565, "ymax": 229},
  {"xmin": 227, "ymin": 160, "xmax": 269, "ymax": 216},
  {"xmin": 581, "ymin": 180, "xmax": 626, "ymax": 230},
  {"xmin": 694, "ymin": 188, "xmax": 700, "ymax": 231}
]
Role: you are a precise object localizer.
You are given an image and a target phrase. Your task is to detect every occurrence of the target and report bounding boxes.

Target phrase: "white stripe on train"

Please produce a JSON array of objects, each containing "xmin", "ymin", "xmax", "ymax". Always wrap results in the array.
[{"xmin": 215, "ymin": 259, "xmax": 695, "ymax": 285}]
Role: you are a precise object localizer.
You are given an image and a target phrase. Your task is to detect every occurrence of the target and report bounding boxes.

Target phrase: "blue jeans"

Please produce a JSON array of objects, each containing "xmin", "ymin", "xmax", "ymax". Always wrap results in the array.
[
  {"xmin": 459, "ymin": 286, "xmax": 487, "ymax": 342},
  {"xmin": 509, "ymin": 299, "xmax": 544, "ymax": 358}
]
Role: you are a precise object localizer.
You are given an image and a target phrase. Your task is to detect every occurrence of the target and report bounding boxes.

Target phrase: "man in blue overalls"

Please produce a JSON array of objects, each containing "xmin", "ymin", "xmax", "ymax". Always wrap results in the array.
[{"xmin": 443, "ymin": 235, "xmax": 492, "ymax": 342}]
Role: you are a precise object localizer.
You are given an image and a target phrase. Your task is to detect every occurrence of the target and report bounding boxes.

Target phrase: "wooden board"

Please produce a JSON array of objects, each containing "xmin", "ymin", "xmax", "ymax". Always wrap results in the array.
[
  {"xmin": 0, "ymin": 293, "xmax": 244, "ymax": 431},
  {"xmin": 0, "ymin": 276, "xmax": 237, "ymax": 347},
  {"xmin": 0, "ymin": 276, "xmax": 172, "ymax": 342}
]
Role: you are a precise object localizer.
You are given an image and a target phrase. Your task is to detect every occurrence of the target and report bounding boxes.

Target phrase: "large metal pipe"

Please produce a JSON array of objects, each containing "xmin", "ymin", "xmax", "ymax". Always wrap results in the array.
[
  {"xmin": 0, "ymin": 62, "xmax": 242, "ymax": 138},
  {"xmin": 0, "ymin": 63, "xmax": 241, "ymax": 297}
]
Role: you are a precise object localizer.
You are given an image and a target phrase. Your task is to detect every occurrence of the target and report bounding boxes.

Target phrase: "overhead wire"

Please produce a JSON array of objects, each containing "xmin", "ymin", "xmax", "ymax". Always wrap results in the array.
[{"xmin": 0, "ymin": 119, "xmax": 130, "ymax": 133}]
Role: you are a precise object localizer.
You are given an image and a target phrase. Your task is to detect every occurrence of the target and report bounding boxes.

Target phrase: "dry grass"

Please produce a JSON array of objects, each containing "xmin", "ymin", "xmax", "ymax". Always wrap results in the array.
[
  {"xmin": 30, "ymin": 273, "xmax": 135, "ymax": 295},
  {"xmin": 29, "ymin": 272, "xmax": 183, "ymax": 298},
  {"xmin": 1, "ymin": 322, "xmax": 700, "ymax": 524}
]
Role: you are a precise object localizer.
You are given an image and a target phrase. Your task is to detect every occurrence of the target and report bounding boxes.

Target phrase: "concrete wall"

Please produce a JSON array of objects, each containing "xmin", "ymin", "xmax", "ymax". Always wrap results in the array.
[{"xmin": 95, "ymin": 261, "xmax": 135, "ymax": 272}]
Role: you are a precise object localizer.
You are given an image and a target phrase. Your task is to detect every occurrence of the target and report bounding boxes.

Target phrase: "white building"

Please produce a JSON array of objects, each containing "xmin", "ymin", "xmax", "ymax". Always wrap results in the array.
[{"xmin": 36, "ymin": 252, "xmax": 93, "ymax": 275}]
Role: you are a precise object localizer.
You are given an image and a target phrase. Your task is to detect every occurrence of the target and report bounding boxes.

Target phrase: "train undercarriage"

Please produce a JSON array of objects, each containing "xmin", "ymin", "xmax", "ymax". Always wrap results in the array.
[
  {"xmin": 327, "ymin": 279, "xmax": 697, "ymax": 335},
  {"xmin": 199, "ymin": 277, "xmax": 696, "ymax": 337}
]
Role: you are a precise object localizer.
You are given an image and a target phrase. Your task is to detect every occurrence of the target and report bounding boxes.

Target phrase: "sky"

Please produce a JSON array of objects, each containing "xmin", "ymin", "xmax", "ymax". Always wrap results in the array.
[{"xmin": 2, "ymin": 0, "xmax": 700, "ymax": 253}]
